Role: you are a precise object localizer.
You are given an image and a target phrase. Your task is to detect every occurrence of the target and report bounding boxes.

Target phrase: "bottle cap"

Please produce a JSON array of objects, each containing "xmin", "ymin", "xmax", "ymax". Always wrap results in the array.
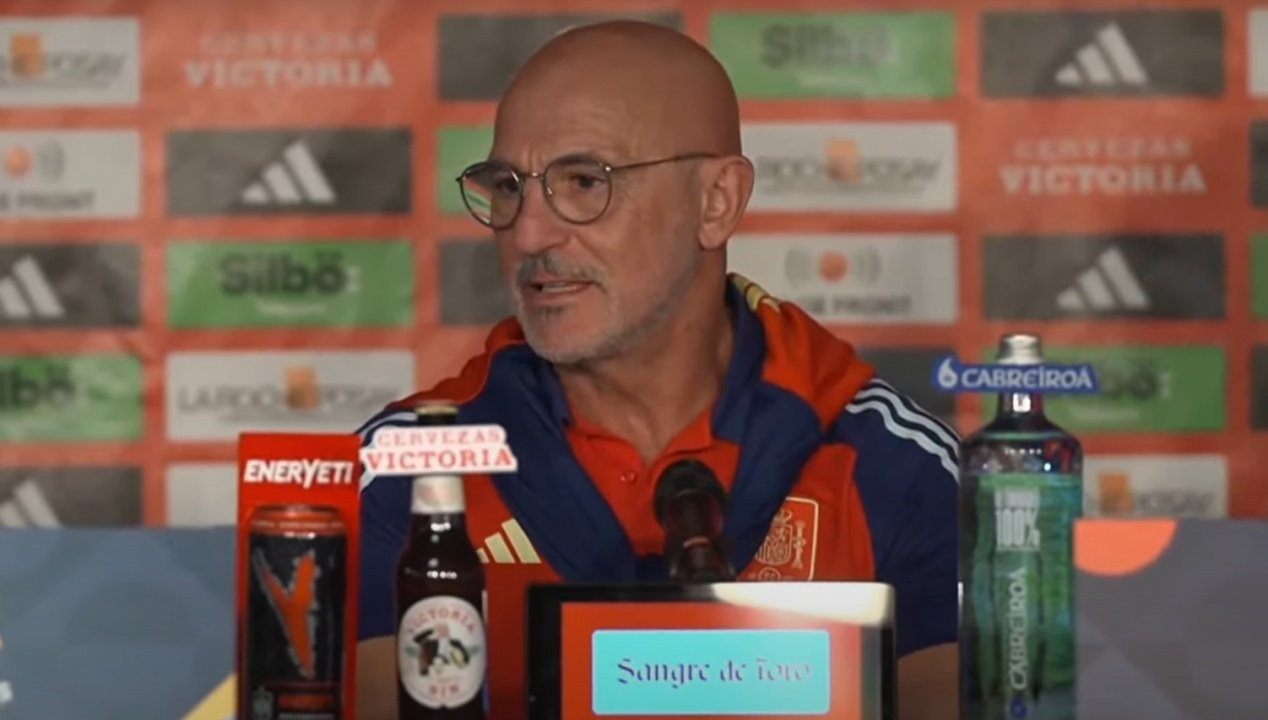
[{"xmin": 996, "ymin": 333, "xmax": 1044, "ymax": 366}]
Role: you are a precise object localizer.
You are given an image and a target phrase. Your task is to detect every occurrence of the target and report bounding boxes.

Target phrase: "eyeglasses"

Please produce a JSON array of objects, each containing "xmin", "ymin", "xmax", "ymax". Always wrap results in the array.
[{"xmin": 456, "ymin": 152, "xmax": 716, "ymax": 230}]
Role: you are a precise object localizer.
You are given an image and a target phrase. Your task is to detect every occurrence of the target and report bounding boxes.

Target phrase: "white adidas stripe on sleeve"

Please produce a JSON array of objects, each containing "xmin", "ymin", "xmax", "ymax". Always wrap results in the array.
[{"xmin": 845, "ymin": 378, "xmax": 960, "ymax": 480}]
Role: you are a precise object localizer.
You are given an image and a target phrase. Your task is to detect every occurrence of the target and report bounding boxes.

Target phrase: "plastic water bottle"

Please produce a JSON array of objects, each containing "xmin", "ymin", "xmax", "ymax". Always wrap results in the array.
[{"xmin": 959, "ymin": 333, "xmax": 1083, "ymax": 720}]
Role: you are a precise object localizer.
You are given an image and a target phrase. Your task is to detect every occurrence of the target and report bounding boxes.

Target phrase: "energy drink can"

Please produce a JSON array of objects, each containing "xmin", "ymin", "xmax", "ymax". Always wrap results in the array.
[{"xmin": 244, "ymin": 504, "xmax": 347, "ymax": 720}]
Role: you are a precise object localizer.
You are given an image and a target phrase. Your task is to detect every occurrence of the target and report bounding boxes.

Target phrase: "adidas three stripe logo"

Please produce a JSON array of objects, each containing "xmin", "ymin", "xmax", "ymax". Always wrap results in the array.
[
  {"xmin": 0, "ymin": 256, "xmax": 63, "ymax": 319},
  {"xmin": 476, "ymin": 518, "xmax": 541, "ymax": 564},
  {"xmin": 0, "ymin": 480, "xmax": 60, "ymax": 528},
  {"xmin": 1056, "ymin": 246, "xmax": 1149, "ymax": 312},
  {"xmin": 1054, "ymin": 23, "xmax": 1148, "ymax": 88},
  {"xmin": 845, "ymin": 378, "xmax": 960, "ymax": 479},
  {"xmin": 239, "ymin": 140, "xmax": 337, "ymax": 206}
]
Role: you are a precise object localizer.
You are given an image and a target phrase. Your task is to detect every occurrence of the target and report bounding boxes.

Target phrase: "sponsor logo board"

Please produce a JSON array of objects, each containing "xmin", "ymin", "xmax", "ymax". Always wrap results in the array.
[
  {"xmin": 1254, "ymin": 235, "xmax": 1268, "ymax": 319},
  {"xmin": 438, "ymin": 238, "xmax": 508, "ymax": 326},
  {"xmin": 980, "ymin": 10, "xmax": 1224, "ymax": 98},
  {"xmin": 0, "ymin": 242, "xmax": 140, "ymax": 327},
  {"xmin": 0, "ymin": 18, "xmax": 140, "ymax": 106},
  {"xmin": 980, "ymin": 345, "xmax": 1225, "ymax": 433},
  {"xmin": 1248, "ymin": 9, "xmax": 1268, "ymax": 96},
  {"xmin": 437, "ymin": 13, "xmax": 681, "ymax": 99},
  {"xmin": 0, "ymin": 354, "xmax": 143, "ymax": 442},
  {"xmin": 0, "ymin": 130, "xmax": 140, "ymax": 219},
  {"xmin": 166, "ymin": 239, "xmax": 413, "ymax": 328},
  {"xmin": 176, "ymin": 29, "xmax": 394, "ymax": 92},
  {"xmin": 983, "ymin": 234, "xmax": 1225, "ymax": 320},
  {"xmin": 727, "ymin": 233, "xmax": 958, "ymax": 324},
  {"xmin": 165, "ymin": 350, "xmax": 415, "ymax": 440},
  {"xmin": 1083, "ymin": 454, "xmax": 1228, "ymax": 518},
  {"xmin": 165, "ymin": 128, "xmax": 411, "ymax": 216},
  {"xmin": 1246, "ymin": 122, "xmax": 1268, "ymax": 209},
  {"xmin": 437, "ymin": 126, "xmax": 493, "ymax": 215},
  {"xmin": 708, "ymin": 12, "xmax": 955, "ymax": 98},
  {"xmin": 744, "ymin": 122, "xmax": 956, "ymax": 212},
  {"xmin": 166, "ymin": 463, "xmax": 238, "ymax": 527},
  {"xmin": 856, "ymin": 347, "xmax": 957, "ymax": 425},
  {"xmin": 975, "ymin": 111, "xmax": 1232, "ymax": 222},
  {"xmin": 0, "ymin": 467, "xmax": 142, "ymax": 526}
]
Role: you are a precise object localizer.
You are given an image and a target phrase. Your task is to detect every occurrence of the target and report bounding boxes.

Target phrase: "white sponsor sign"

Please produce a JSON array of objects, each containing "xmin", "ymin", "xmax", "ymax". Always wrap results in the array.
[
  {"xmin": 165, "ymin": 350, "xmax": 415, "ymax": 441},
  {"xmin": 0, "ymin": 130, "xmax": 140, "ymax": 218},
  {"xmin": 243, "ymin": 458, "xmax": 356, "ymax": 487},
  {"xmin": 743, "ymin": 122, "xmax": 957, "ymax": 212},
  {"xmin": 362, "ymin": 423, "xmax": 519, "ymax": 479},
  {"xmin": 1249, "ymin": 10, "xmax": 1268, "ymax": 96},
  {"xmin": 0, "ymin": 18, "xmax": 140, "ymax": 106},
  {"xmin": 166, "ymin": 463, "xmax": 236, "ymax": 527},
  {"xmin": 1083, "ymin": 454, "xmax": 1228, "ymax": 519},
  {"xmin": 728, "ymin": 233, "xmax": 958, "ymax": 324}
]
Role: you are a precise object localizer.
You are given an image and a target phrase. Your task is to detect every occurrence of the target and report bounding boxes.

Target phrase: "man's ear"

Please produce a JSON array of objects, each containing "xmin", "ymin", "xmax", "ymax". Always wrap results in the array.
[{"xmin": 698, "ymin": 155, "xmax": 755, "ymax": 251}]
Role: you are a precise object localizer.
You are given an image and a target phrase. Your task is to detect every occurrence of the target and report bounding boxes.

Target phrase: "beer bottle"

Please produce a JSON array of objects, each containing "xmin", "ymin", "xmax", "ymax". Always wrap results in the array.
[{"xmin": 395, "ymin": 401, "xmax": 488, "ymax": 719}]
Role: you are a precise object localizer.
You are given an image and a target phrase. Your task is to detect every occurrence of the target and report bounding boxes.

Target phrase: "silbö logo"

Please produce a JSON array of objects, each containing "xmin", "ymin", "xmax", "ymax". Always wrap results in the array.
[{"xmin": 932, "ymin": 355, "xmax": 1099, "ymax": 395}]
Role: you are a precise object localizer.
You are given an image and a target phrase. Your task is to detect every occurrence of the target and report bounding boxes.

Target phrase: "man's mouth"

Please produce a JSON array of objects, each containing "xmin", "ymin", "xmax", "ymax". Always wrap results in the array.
[{"xmin": 525, "ymin": 280, "xmax": 591, "ymax": 295}]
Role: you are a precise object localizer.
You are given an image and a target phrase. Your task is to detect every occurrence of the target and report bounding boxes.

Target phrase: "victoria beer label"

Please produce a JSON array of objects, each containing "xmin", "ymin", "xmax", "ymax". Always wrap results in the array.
[
  {"xmin": 396, "ymin": 595, "xmax": 487, "ymax": 710},
  {"xmin": 237, "ymin": 432, "xmax": 363, "ymax": 720}
]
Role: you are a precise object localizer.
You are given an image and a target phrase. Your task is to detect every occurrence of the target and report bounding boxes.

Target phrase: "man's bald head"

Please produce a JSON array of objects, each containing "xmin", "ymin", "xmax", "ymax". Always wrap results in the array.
[
  {"xmin": 495, "ymin": 21, "xmax": 742, "ymax": 159},
  {"xmin": 482, "ymin": 20, "xmax": 754, "ymax": 367}
]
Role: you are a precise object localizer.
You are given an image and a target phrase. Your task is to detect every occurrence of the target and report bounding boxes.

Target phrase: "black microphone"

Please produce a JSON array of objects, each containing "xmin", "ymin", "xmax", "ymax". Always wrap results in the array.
[{"xmin": 653, "ymin": 459, "xmax": 736, "ymax": 583}]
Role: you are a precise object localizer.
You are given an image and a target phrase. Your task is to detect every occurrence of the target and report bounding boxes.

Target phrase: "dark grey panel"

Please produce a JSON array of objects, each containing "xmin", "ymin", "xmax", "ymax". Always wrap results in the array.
[
  {"xmin": 438, "ymin": 238, "xmax": 510, "ymax": 326},
  {"xmin": 983, "ymin": 234, "xmax": 1224, "ymax": 320},
  {"xmin": 437, "ymin": 13, "xmax": 684, "ymax": 100},
  {"xmin": 1077, "ymin": 519, "xmax": 1268, "ymax": 719},
  {"xmin": 857, "ymin": 346, "xmax": 957, "ymax": 428},
  {"xmin": 0, "ymin": 467, "xmax": 142, "ymax": 526},
  {"xmin": 0, "ymin": 243, "xmax": 139, "ymax": 327},
  {"xmin": 1249, "ymin": 122, "xmax": 1268, "ymax": 208},
  {"xmin": 166, "ymin": 129, "xmax": 411, "ymax": 216},
  {"xmin": 981, "ymin": 10, "xmax": 1224, "ymax": 98}
]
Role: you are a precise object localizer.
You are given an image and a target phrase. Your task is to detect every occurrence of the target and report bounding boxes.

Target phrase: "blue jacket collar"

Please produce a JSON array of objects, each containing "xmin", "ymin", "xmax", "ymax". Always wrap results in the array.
[{"xmin": 455, "ymin": 280, "xmax": 825, "ymax": 582}]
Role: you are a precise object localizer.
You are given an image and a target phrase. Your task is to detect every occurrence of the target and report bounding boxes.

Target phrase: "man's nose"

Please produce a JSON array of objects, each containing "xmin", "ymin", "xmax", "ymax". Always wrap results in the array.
[{"xmin": 506, "ymin": 179, "xmax": 566, "ymax": 256}]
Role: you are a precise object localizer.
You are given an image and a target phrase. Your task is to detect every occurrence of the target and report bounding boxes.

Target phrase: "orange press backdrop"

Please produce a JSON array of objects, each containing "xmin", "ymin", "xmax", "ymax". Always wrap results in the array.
[{"xmin": 0, "ymin": 0, "xmax": 1263, "ymax": 530}]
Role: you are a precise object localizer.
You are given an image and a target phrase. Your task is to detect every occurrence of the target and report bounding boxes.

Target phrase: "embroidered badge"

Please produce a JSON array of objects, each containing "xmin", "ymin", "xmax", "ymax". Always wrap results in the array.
[{"xmin": 742, "ymin": 496, "xmax": 820, "ymax": 581}]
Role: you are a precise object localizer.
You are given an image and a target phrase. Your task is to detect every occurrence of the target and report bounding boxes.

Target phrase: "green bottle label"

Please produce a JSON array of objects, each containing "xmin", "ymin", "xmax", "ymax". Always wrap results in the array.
[{"xmin": 965, "ymin": 472, "xmax": 1080, "ymax": 720}]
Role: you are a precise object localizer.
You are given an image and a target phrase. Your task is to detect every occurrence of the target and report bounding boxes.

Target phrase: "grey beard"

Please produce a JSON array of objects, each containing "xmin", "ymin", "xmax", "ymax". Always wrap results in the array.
[{"xmin": 517, "ymin": 250, "xmax": 700, "ymax": 367}]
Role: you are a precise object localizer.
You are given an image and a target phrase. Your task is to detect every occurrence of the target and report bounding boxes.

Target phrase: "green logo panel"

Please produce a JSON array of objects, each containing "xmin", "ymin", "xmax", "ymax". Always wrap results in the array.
[
  {"xmin": 0, "ymin": 354, "xmax": 143, "ymax": 442},
  {"xmin": 978, "ymin": 345, "xmax": 1225, "ymax": 433},
  {"xmin": 1252, "ymin": 234, "xmax": 1268, "ymax": 318},
  {"xmin": 709, "ymin": 12, "xmax": 956, "ymax": 98},
  {"xmin": 167, "ymin": 240, "xmax": 414, "ymax": 328},
  {"xmin": 438, "ymin": 126, "xmax": 494, "ymax": 215}
]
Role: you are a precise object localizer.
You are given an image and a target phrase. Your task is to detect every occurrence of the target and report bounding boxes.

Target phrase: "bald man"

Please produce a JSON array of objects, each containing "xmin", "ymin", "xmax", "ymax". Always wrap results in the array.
[{"xmin": 355, "ymin": 21, "xmax": 958, "ymax": 720}]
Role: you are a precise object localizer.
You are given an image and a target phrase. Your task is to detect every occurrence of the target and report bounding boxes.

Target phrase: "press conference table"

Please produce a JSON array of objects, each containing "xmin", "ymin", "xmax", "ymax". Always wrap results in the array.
[{"xmin": 0, "ymin": 518, "xmax": 1262, "ymax": 719}]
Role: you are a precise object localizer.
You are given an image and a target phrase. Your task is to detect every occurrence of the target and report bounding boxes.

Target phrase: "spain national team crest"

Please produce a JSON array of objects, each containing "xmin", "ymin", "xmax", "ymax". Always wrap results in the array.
[{"xmin": 742, "ymin": 497, "xmax": 820, "ymax": 581}]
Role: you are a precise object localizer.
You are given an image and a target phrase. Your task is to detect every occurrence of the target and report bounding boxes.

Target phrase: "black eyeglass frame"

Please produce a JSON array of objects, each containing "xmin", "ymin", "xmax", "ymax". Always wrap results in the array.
[{"xmin": 454, "ymin": 151, "xmax": 718, "ymax": 230}]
